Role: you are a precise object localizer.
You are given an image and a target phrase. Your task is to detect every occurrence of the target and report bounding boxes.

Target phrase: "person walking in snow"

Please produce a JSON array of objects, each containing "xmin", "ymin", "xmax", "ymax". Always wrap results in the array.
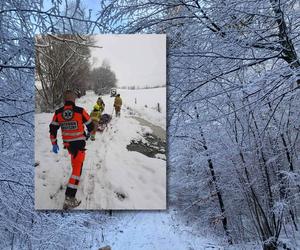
[
  {"xmin": 96, "ymin": 96, "xmax": 105, "ymax": 111},
  {"xmin": 90, "ymin": 104, "xmax": 102, "ymax": 140},
  {"xmin": 49, "ymin": 90, "xmax": 94, "ymax": 209},
  {"xmin": 113, "ymin": 94, "xmax": 122, "ymax": 117}
]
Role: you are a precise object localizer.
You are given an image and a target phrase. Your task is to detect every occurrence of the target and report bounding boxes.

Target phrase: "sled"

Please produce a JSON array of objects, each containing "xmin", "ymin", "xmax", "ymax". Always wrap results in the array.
[{"xmin": 97, "ymin": 113, "xmax": 112, "ymax": 132}]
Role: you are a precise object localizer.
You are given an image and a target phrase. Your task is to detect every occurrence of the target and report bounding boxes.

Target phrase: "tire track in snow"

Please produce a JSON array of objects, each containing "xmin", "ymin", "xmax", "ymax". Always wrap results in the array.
[
  {"xmin": 96, "ymin": 118, "xmax": 118, "ymax": 209},
  {"xmin": 78, "ymin": 117, "xmax": 119, "ymax": 209},
  {"xmin": 74, "ymin": 93, "xmax": 115, "ymax": 209}
]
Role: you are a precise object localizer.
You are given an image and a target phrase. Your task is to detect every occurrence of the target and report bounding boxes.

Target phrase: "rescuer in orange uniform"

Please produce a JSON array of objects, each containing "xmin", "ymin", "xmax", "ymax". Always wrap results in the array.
[{"xmin": 49, "ymin": 90, "xmax": 94, "ymax": 209}]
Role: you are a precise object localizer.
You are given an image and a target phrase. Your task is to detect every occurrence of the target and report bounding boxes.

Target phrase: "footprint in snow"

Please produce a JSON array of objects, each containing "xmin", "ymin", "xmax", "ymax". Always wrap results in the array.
[{"xmin": 114, "ymin": 191, "xmax": 127, "ymax": 201}]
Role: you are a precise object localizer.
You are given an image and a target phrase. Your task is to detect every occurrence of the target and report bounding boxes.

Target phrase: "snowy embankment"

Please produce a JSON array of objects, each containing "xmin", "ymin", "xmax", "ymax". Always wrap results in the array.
[
  {"xmin": 118, "ymin": 87, "xmax": 166, "ymax": 129},
  {"xmin": 35, "ymin": 90, "xmax": 166, "ymax": 210}
]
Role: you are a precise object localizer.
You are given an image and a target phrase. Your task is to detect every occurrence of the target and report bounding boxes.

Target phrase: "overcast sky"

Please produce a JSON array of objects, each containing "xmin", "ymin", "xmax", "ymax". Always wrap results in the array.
[{"xmin": 89, "ymin": 34, "xmax": 166, "ymax": 87}]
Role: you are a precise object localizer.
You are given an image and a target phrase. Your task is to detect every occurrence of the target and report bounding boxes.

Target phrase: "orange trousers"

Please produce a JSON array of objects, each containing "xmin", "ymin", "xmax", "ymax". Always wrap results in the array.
[{"xmin": 65, "ymin": 149, "xmax": 85, "ymax": 198}]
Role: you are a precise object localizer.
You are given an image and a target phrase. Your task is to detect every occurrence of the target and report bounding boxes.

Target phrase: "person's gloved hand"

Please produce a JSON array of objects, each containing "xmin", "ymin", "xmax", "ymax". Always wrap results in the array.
[
  {"xmin": 52, "ymin": 144, "xmax": 59, "ymax": 154},
  {"xmin": 86, "ymin": 132, "xmax": 90, "ymax": 141}
]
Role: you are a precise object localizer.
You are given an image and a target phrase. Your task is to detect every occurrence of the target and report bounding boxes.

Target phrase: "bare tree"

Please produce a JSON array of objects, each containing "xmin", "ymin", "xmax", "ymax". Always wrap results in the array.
[
  {"xmin": 35, "ymin": 34, "xmax": 93, "ymax": 111},
  {"xmin": 89, "ymin": 60, "xmax": 117, "ymax": 95}
]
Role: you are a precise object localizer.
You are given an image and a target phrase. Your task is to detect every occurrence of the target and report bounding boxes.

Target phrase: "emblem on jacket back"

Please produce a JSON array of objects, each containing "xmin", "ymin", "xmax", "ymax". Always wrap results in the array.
[{"xmin": 62, "ymin": 109, "xmax": 74, "ymax": 120}]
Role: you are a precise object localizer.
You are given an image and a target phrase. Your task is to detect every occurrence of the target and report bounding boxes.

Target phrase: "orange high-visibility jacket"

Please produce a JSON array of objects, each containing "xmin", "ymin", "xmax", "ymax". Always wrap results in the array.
[{"xmin": 49, "ymin": 101, "xmax": 93, "ymax": 145}]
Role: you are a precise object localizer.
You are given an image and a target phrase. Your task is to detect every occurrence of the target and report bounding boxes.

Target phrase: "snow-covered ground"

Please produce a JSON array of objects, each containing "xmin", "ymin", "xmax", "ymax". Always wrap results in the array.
[
  {"xmin": 96, "ymin": 211, "xmax": 228, "ymax": 250},
  {"xmin": 118, "ymin": 88, "xmax": 166, "ymax": 128},
  {"xmin": 35, "ymin": 89, "xmax": 166, "ymax": 210}
]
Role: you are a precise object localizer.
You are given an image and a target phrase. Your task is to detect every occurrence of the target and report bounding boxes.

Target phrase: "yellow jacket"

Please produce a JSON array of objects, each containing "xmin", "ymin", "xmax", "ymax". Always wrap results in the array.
[
  {"xmin": 90, "ymin": 104, "xmax": 102, "ymax": 122},
  {"xmin": 90, "ymin": 110, "xmax": 101, "ymax": 122}
]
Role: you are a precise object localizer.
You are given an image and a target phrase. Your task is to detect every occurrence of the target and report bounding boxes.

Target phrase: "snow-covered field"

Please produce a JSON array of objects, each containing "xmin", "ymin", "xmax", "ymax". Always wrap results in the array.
[
  {"xmin": 35, "ymin": 88, "xmax": 166, "ymax": 210},
  {"xmin": 118, "ymin": 88, "xmax": 166, "ymax": 128}
]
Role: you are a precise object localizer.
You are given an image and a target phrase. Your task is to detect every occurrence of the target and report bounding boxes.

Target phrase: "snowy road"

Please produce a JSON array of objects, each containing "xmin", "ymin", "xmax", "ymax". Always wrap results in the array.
[
  {"xmin": 35, "ymin": 90, "xmax": 166, "ymax": 210},
  {"xmin": 94, "ymin": 212, "xmax": 225, "ymax": 250}
]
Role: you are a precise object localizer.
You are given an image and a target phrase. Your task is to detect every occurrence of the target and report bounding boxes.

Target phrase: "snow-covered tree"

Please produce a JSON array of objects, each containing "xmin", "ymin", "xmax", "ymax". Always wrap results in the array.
[
  {"xmin": 97, "ymin": 0, "xmax": 300, "ymax": 249},
  {"xmin": 0, "ymin": 1, "xmax": 113, "ymax": 248},
  {"xmin": 35, "ymin": 34, "xmax": 93, "ymax": 111},
  {"xmin": 1, "ymin": 0, "xmax": 300, "ymax": 249}
]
